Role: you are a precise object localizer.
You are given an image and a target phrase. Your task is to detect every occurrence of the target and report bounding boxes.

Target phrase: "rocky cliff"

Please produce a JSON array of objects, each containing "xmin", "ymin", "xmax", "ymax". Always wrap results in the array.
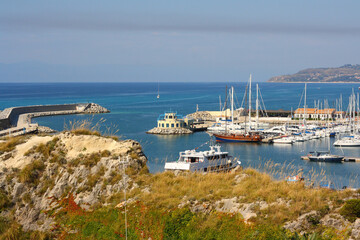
[
  {"xmin": 0, "ymin": 131, "xmax": 147, "ymax": 232},
  {"xmin": 268, "ymin": 64, "xmax": 360, "ymax": 83}
]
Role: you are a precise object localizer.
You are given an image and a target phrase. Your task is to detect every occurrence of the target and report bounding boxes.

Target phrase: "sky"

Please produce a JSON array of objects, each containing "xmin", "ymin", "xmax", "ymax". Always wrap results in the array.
[{"xmin": 1, "ymin": 0, "xmax": 360, "ymax": 82}]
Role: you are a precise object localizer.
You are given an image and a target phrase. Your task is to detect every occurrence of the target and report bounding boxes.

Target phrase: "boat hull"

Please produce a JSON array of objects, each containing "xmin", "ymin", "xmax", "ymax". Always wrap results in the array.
[
  {"xmin": 308, "ymin": 156, "xmax": 344, "ymax": 163},
  {"xmin": 214, "ymin": 133, "xmax": 262, "ymax": 143}
]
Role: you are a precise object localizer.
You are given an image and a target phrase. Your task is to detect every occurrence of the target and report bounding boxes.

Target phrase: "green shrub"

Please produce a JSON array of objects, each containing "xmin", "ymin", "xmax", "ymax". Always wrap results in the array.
[
  {"xmin": 82, "ymin": 153, "xmax": 101, "ymax": 168},
  {"xmin": 340, "ymin": 199, "xmax": 360, "ymax": 222},
  {"xmin": 0, "ymin": 190, "xmax": 10, "ymax": 210},
  {"xmin": 100, "ymin": 150, "xmax": 111, "ymax": 158},
  {"xmin": 18, "ymin": 160, "xmax": 45, "ymax": 184},
  {"xmin": 164, "ymin": 208, "xmax": 194, "ymax": 240},
  {"xmin": 35, "ymin": 137, "xmax": 60, "ymax": 159}
]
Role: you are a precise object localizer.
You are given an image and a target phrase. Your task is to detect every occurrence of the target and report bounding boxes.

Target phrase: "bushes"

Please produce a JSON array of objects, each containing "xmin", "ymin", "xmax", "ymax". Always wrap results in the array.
[
  {"xmin": 340, "ymin": 199, "xmax": 360, "ymax": 222},
  {"xmin": 0, "ymin": 189, "xmax": 10, "ymax": 210},
  {"xmin": 18, "ymin": 160, "xmax": 45, "ymax": 185}
]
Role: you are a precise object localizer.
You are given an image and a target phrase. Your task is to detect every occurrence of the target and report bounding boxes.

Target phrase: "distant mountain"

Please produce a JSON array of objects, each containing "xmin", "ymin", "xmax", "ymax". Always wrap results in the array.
[{"xmin": 268, "ymin": 64, "xmax": 360, "ymax": 83}]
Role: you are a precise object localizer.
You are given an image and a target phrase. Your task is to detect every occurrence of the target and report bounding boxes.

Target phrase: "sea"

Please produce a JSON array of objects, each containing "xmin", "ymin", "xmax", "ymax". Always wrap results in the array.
[{"xmin": 0, "ymin": 82, "xmax": 359, "ymax": 188}]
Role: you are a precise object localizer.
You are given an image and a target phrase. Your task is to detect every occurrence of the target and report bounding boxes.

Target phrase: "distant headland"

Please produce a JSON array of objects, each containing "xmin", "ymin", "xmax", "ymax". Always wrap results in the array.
[{"xmin": 268, "ymin": 64, "xmax": 360, "ymax": 83}]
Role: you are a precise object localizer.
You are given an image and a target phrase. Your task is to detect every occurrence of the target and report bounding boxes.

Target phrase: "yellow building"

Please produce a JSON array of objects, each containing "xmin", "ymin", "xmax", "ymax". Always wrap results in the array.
[{"xmin": 157, "ymin": 112, "xmax": 188, "ymax": 129}]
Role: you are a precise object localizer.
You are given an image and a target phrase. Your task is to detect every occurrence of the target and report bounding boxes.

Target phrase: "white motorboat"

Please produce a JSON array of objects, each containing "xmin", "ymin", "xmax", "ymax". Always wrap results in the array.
[
  {"xmin": 273, "ymin": 136, "xmax": 294, "ymax": 144},
  {"xmin": 334, "ymin": 135, "xmax": 360, "ymax": 147},
  {"xmin": 164, "ymin": 145, "xmax": 240, "ymax": 172}
]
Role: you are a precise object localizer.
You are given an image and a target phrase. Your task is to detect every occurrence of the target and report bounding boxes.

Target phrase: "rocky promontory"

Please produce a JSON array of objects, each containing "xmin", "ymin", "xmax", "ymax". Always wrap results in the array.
[{"xmin": 268, "ymin": 64, "xmax": 360, "ymax": 83}]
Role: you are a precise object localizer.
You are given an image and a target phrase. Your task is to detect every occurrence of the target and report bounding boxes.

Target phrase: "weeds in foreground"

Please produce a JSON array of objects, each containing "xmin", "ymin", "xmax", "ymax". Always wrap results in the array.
[
  {"xmin": 46, "ymin": 196, "xmax": 342, "ymax": 240},
  {"xmin": 126, "ymin": 169, "xmax": 354, "ymax": 226},
  {"xmin": 64, "ymin": 117, "xmax": 121, "ymax": 140},
  {"xmin": 0, "ymin": 135, "xmax": 27, "ymax": 153}
]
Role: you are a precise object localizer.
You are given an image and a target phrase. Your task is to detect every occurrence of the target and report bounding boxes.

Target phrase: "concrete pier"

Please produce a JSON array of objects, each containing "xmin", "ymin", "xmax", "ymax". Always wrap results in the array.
[{"xmin": 0, "ymin": 103, "xmax": 109, "ymax": 137}]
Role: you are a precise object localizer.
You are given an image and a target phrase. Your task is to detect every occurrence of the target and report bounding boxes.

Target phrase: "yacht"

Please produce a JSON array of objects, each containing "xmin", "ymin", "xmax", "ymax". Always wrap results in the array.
[
  {"xmin": 334, "ymin": 135, "xmax": 360, "ymax": 147},
  {"xmin": 273, "ymin": 136, "xmax": 294, "ymax": 144},
  {"xmin": 164, "ymin": 145, "xmax": 240, "ymax": 172},
  {"xmin": 308, "ymin": 151, "xmax": 343, "ymax": 162}
]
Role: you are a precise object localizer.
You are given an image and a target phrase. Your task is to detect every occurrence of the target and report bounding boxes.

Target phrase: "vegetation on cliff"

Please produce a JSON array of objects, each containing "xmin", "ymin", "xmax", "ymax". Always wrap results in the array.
[{"xmin": 268, "ymin": 64, "xmax": 360, "ymax": 83}]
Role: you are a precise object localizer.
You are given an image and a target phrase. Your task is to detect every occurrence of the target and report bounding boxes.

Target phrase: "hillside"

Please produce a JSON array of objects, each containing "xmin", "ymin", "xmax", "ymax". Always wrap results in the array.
[
  {"xmin": 0, "ymin": 131, "xmax": 359, "ymax": 239},
  {"xmin": 268, "ymin": 64, "xmax": 360, "ymax": 83}
]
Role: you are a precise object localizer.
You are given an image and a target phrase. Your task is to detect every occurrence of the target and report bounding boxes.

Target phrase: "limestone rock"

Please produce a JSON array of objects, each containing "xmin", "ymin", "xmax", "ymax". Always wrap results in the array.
[
  {"xmin": 320, "ymin": 213, "xmax": 349, "ymax": 231},
  {"xmin": 146, "ymin": 127, "xmax": 192, "ymax": 135},
  {"xmin": 351, "ymin": 218, "xmax": 360, "ymax": 239}
]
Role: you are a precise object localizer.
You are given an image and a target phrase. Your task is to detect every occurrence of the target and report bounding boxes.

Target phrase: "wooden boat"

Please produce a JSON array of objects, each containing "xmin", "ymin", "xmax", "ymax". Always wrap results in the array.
[{"xmin": 213, "ymin": 132, "xmax": 262, "ymax": 142}]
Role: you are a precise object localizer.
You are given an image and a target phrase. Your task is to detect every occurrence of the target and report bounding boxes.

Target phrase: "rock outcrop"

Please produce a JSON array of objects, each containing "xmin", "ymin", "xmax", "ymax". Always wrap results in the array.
[
  {"xmin": 0, "ymin": 132, "xmax": 147, "ymax": 231},
  {"xmin": 146, "ymin": 127, "xmax": 192, "ymax": 135}
]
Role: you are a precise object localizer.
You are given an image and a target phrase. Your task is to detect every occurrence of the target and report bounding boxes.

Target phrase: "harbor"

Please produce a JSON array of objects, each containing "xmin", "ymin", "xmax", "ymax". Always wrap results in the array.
[
  {"xmin": 1, "ymin": 82, "xmax": 360, "ymax": 189},
  {"xmin": 0, "ymin": 103, "xmax": 109, "ymax": 137}
]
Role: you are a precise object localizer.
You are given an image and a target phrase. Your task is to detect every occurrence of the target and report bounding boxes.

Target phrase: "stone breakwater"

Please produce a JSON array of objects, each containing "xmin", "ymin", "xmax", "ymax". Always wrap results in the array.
[
  {"xmin": 146, "ymin": 127, "xmax": 193, "ymax": 135},
  {"xmin": 0, "ymin": 103, "xmax": 110, "ymax": 135}
]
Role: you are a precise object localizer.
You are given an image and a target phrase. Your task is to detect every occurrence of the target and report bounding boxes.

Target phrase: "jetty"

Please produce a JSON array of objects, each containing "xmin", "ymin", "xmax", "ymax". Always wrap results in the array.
[
  {"xmin": 301, "ymin": 156, "xmax": 360, "ymax": 162},
  {"xmin": 0, "ymin": 103, "xmax": 109, "ymax": 137}
]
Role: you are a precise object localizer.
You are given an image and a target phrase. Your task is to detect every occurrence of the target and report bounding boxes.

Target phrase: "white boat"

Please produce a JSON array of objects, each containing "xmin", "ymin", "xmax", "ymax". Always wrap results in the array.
[
  {"xmin": 334, "ymin": 135, "xmax": 360, "ymax": 147},
  {"xmin": 273, "ymin": 136, "xmax": 294, "ymax": 144},
  {"xmin": 164, "ymin": 145, "xmax": 240, "ymax": 172}
]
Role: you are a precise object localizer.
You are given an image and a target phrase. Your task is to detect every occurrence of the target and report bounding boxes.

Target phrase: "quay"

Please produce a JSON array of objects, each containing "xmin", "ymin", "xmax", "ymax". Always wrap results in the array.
[
  {"xmin": 0, "ymin": 103, "xmax": 109, "ymax": 137},
  {"xmin": 301, "ymin": 156, "xmax": 360, "ymax": 162}
]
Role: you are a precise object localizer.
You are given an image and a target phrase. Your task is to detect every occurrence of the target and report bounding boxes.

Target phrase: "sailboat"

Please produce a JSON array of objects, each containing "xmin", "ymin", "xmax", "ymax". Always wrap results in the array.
[
  {"xmin": 213, "ymin": 75, "xmax": 262, "ymax": 143},
  {"xmin": 308, "ymin": 135, "xmax": 344, "ymax": 162},
  {"xmin": 157, "ymin": 81, "xmax": 160, "ymax": 99}
]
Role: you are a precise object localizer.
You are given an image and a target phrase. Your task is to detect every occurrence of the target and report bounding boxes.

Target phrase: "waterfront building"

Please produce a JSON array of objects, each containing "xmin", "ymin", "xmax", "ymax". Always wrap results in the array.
[
  {"xmin": 157, "ymin": 112, "xmax": 193, "ymax": 129},
  {"xmin": 294, "ymin": 108, "xmax": 336, "ymax": 120},
  {"xmin": 294, "ymin": 108, "xmax": 317, "ymax": 119}
]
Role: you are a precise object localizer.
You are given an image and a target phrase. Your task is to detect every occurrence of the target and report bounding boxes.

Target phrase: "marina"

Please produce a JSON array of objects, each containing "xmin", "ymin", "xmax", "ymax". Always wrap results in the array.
[{"xmin": 1, "ymin": 82, "xmax": 360, "ymax": 189}]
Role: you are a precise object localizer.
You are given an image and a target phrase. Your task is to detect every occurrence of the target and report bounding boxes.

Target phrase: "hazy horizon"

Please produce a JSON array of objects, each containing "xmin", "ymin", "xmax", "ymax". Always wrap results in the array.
[{"xmin": 1, "ymin": 1, "xmax": 360, "ymax": 82}]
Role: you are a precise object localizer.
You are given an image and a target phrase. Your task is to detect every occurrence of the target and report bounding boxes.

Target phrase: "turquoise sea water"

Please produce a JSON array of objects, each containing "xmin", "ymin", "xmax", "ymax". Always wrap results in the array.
[{"xmin": 0, "ymin": 82, "xmax": 359, "ymax": 188}]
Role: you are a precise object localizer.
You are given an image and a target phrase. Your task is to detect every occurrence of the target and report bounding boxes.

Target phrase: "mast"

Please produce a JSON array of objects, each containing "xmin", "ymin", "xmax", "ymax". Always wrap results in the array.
[
  {"xmin": 248, "ymin": 74, "xmax": 252, "ymax": 128},
  {"xmin": 231, "ymin": 86, "xmax": 234, "ymax": 124},
  {"xmin": 340, "ymin": 94, "xmax": 343, "ymax": 119},
  {"xmin": 219, "ymin": 95, "xmax": 222, "ymax": 112},
  {"xmin": 157, "ymin": 81, "xmax": 160, "ymax": 99},
  {"xmin": 303, "ymin": 83, "xmax": 307, "ymax": 126},
  {"xmin": 256, "ymin": 83, "xmax": 259, "ymax": 130}
]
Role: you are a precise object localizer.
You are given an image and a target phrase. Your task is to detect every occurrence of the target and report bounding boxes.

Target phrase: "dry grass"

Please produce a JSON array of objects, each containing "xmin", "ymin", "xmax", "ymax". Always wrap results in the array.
[
  {"xmin": 0, "ymin": 136, "xmax": 27, "ymax": 153},
  {"xmin": 64, "ymin": 118, "xmax": 121, "ymax": 140},
  {"xmin": 127, "ymin": 168, "xmax": 354, "ymax": 224},
  {"xmin": 18, "ymin": 160, "xmax": 45, "ymax": 185}
]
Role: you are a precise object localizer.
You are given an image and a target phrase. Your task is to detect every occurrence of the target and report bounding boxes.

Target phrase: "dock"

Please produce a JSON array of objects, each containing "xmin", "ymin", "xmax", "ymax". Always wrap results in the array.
[
  {"xmin": 0, "ymin": 103, "xmax": 109, "ymax": 137},
  {"xmin": 301, "ymin": 156, "xmax": 360, "ymax": 162}
]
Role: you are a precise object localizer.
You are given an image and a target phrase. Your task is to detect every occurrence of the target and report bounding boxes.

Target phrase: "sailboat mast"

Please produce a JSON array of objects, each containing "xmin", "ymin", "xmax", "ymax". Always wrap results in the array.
[
  {"xmin": 248, "ymin": 74, "xmax": 252, "ymax": 128},
  {"xmin": 231, "ymin": 86, "xmax": 234, "ymax": 124},
  {"xmin": 304, "ymin": 83, "xmax": 307, "ymax": 125},
  {"xmin": 256, "ymin": 83, "xmax": 259, "ymax": 130}
]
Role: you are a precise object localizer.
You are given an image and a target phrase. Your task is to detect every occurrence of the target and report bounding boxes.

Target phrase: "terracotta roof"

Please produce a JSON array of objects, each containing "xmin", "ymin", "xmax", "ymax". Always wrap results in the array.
[
  {"xmin": 317, "ymin": 108, "xmax": 335, "ymax": 114},
  {"xmin": 335, "ymin": 111, "xmax": 346, "ymax": 114},
  {"xmin": 294, "ymin": 108, "xmax": 317, "ymax": 114}
]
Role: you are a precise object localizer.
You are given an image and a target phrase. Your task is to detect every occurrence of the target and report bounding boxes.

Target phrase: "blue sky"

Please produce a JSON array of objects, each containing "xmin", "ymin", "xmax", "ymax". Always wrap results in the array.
[{"xmin": 1, "ymin": 0, "xmax": 360, "ymax": 82}]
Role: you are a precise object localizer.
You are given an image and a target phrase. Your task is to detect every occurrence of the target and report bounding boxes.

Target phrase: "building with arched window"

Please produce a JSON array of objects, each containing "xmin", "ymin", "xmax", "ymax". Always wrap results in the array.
[{"xmin": 157, "ymin": 112, "xmax": 192, "ymax": 129}]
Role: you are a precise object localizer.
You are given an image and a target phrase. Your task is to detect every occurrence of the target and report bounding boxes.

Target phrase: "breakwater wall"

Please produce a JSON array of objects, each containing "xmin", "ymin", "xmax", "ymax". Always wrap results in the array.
[{"xmin": 0, "ymin": 103, "xmax": 109, "ymax": 131}]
